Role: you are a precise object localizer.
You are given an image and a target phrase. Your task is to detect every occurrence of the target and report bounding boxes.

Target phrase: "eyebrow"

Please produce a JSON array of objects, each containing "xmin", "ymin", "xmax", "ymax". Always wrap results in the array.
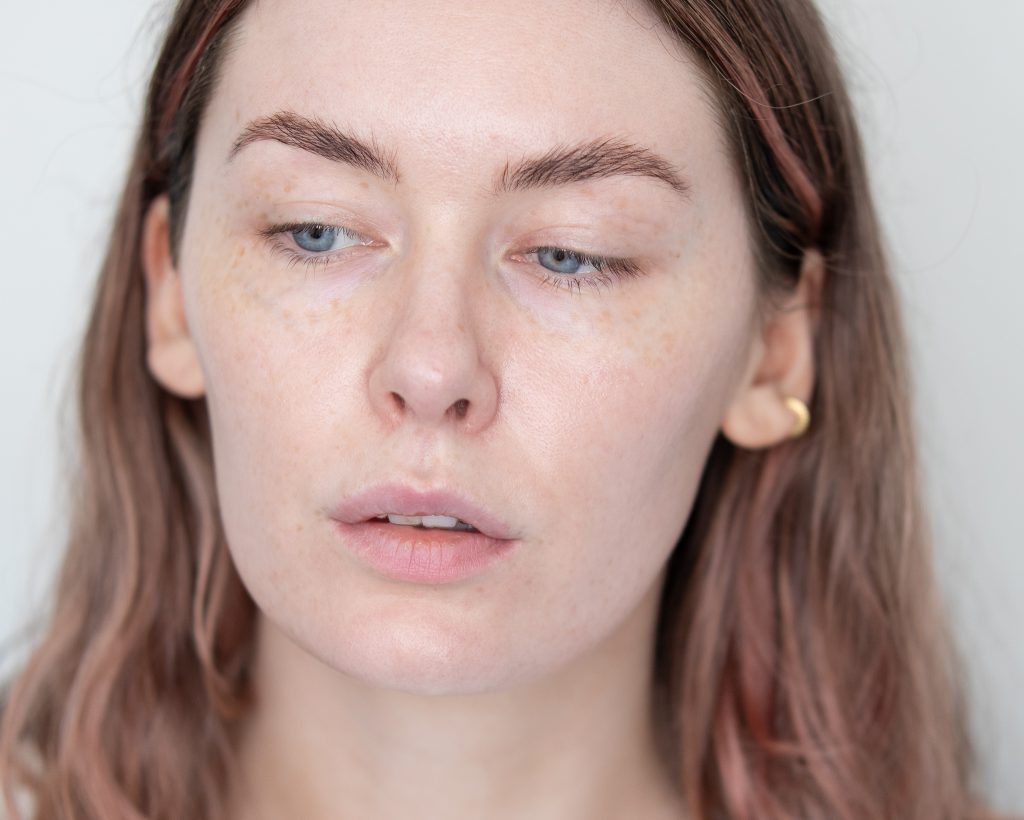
[
  {"xmin": 496, "ymin": 136, "xmax": 689, "ymax": 198},
  {"xmin": 229, "ymin": 111, "xmax": 400, "ymax": 183},
  {"xmin": 229, "ymin": 110, "xmax": 690, "ymax": 199}
]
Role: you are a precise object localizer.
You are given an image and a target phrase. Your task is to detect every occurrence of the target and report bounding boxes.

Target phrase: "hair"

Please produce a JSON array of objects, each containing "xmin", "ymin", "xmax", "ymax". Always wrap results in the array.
[{"xmin": 0, "ymin": 0, "xmax": 1000, "ymax": 818}]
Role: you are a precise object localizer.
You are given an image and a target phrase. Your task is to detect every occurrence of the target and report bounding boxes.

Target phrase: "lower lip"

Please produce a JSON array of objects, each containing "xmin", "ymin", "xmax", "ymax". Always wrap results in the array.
[{"xmin": 332, "ymin": 520, "xmax": 518, "ymax": 584}]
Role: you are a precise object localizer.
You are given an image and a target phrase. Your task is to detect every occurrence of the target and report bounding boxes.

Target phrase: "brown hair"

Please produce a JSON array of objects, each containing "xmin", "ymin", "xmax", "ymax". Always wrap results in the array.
[{"xmin": 0, "ymin": 0, "xmax": 998, "ymax": 817}]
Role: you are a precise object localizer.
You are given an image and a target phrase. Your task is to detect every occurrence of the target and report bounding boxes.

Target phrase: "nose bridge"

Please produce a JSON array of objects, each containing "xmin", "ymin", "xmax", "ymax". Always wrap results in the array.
[{"xmin": 367, "ymin": 215, "xmax": 498, "ymax": 432}]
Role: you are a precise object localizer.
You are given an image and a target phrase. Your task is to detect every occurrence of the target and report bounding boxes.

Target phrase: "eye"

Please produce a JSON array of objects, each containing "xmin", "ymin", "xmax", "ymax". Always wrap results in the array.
[
  {"xmin": 290, "ymin": 224, "xmax": 362, "ymax": 253},
  {"xmin": 523, "ymin": 245, "xmax": 645, "ymax": 295},
  {"xmin": 536, "ymin": 247, "xmax": 595, "ymax": 275},
  {"xmin": 257, "ymin": 221, "xmax": 376, "ymax": 274}
]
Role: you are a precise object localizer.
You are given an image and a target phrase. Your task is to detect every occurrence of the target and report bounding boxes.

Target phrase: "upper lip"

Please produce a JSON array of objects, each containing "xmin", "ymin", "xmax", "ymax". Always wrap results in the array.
[{"xmin": 330, "ymin": 482, "xmax": 518, "ymax": 540}]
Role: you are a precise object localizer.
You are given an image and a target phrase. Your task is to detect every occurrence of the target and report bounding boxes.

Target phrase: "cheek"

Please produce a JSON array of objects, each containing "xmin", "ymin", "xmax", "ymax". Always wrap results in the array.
[
  {"xmin": 504, "ymin": 273, "xmax": 753, "ymax": 605},
  {"xmin": 186, "ymin": 225, "xmax": 348, "ymax": 417},
  {"xmin": 183, "ymin": 250, "xmax": 339, "ymax": 548}
]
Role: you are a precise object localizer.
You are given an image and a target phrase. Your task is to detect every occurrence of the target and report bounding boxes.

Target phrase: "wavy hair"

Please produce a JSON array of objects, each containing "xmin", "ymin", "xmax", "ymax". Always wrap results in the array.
[{"xmin": 0, "ymin": 0, "xmax": 998, "ymax": 817}]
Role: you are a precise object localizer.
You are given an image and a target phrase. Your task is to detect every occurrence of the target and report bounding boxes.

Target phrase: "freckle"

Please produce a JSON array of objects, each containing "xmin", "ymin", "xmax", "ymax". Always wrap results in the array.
[
  {"xmin": 328, "ymin": 297, "xmax": 353, "ymax": 317},
  {"xmin": 646, "ymin": 328, "xmax": 675, "ymax": 369},
  {"xmin": 640, "ymin": 341, "xmax": 658, "ymax": 369},
  {"xmin": 284, "ymin": 181, "xmax": 294, "ymax": 193},
  {"xmin": 359, "ymin": 180, "xmax": 368, "ymax": 190}
]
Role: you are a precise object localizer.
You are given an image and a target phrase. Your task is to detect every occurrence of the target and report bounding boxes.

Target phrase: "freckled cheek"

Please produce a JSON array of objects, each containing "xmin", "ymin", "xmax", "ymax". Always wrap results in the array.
[
  {"xmin": 577, "ymin": 298, "xmax": 745, "ymax": 478},
  {"xmin": 189, "ymin": 278, "xmax": 316, "ymax": 427},
  {"xmin": 586, "ymin": 336, "xmax": 703, "ymax": 460},
  {"xmin": 551, "ymin": 333, "xmax": 725, "ymax": 568}
]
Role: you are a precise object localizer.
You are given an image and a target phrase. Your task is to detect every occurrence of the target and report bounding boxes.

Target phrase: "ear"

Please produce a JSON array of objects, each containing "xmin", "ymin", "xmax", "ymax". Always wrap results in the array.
[
  {"xmin": 141, "ymin": 195, "xmax": 206, "ymax": 398},
  {"xmin": 721, "ymin": 249, "xmax": 824, "ymax": 449}
]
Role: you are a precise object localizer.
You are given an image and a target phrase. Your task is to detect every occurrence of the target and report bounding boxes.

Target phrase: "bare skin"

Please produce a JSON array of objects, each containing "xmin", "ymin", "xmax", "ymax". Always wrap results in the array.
[{"xmin": 141, "ymin": 0, "xmax": 822, "ymax": 817}]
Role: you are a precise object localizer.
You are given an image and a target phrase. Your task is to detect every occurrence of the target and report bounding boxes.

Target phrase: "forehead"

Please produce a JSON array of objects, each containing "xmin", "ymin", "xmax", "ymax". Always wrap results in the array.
[{"xmin": 203, "ymin": 0, "xmax": 729, "ymax": 195}]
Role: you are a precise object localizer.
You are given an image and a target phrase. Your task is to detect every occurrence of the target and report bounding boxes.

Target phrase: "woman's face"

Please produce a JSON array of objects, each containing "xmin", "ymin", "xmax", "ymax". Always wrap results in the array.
[{"xmin": 152, "ymin": 0, "xmax": 764, "ymax": 693}]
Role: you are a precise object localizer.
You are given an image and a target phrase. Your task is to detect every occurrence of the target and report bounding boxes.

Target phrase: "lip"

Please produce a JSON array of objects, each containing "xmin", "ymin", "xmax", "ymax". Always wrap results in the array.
[
  {"xmin": 331, "ymin": 519, "xmax": 518, "ymax": 585},
  {"xmin": 329, "ymin": 483, "xmax": 518, "ymax": 541},
  {"xmin": 329, "ymin": 483, "xmax": 520, "ymax": 585}
]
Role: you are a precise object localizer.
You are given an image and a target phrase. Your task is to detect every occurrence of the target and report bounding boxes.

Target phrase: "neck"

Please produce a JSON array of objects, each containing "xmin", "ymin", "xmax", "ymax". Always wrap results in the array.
[{"xmin": 227, "ymin": 574, "xmax": 684, "ymax": 820}]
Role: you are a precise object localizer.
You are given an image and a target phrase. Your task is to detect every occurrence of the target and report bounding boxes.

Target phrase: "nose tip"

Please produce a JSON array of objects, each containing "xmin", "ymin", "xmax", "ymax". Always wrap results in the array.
[{"xmin": 369, "ymin": 307, "xmax": 498, "ymax": 432}]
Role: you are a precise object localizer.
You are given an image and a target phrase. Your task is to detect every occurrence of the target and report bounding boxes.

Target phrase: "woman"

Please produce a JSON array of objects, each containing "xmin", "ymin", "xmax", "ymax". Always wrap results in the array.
[{"xmin": 0, "ymin": 0, "xmax": 999, "ymax": 817}]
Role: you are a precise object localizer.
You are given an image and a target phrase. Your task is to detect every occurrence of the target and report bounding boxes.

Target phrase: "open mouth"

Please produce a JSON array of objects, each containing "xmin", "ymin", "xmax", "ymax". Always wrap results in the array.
[{"xmin": 368, "ymin": 514, "xmax": 479, "ymax": 533}]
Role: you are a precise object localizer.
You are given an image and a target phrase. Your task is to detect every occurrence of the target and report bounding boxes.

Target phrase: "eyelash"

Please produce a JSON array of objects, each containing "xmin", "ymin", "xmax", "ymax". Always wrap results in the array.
[
  {"xmin": 258, "ymin": 221, "xmax": 646, "ymax": 295},
  {"xmin": 526, "ymin": 248, "xmax": 644, "ymax": 295}
]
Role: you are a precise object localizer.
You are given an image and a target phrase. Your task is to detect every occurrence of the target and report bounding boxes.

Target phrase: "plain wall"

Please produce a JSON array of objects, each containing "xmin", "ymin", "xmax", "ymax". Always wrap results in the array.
[{"xmin": 1, "ymin": 0, "xmax": 1021, "ymax": 812}]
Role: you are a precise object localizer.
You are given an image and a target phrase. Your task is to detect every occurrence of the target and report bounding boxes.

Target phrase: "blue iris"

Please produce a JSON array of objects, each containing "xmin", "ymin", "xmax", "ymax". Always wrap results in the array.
[
  {"xmin": 292, "ymin": 225, "xmax": 340, "ymax": 252},
  {"xmin": 537, "ymin": 247, "xmax": 587, "ymax": 274}
]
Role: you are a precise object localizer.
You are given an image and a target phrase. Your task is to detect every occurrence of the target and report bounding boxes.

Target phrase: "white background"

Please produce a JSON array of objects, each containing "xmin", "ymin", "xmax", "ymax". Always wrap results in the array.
[{"xmin": 0, "ymin": 0, "xmax": 1020, "ymax": 812}]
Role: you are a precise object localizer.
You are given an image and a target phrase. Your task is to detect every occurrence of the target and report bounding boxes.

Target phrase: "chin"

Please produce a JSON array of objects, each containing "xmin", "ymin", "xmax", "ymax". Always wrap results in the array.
[{"xmin": 281, "ymin": 603, "xmax": 549, "ymax": 697}]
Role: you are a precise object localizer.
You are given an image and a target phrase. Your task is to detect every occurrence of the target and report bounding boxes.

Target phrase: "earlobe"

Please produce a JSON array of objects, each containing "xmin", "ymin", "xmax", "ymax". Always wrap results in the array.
[
  {"xmin": 141, "ymin": 195, "xmax": 206, "ymax": 399},
  {"xmin": 720, "ymin": 249, "xmax": 824, "ymax": 449}
]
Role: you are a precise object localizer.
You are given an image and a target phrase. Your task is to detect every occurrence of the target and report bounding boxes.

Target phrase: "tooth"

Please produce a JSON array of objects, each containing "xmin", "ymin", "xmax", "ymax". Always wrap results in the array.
[
  {"xmin": 386, "ymin": 513, "xmax": 457, "ymax": 527},
  {"xmin": 386, "ymin": 514, "xmax": 424, "ymax": 526},
  {"xmin": 383, "ymin": 514, "xmax": 476, "ymax": 531},
  {"xmin": 422, "ymin": 514, "xmax": 464, "ymax": 528}
]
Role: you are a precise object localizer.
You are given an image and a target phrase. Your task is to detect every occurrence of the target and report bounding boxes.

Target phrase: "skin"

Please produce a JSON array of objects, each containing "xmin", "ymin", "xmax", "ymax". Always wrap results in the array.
[{"xmin": 141, "ymin": 0, "xmax": 822, "ymax": 817}]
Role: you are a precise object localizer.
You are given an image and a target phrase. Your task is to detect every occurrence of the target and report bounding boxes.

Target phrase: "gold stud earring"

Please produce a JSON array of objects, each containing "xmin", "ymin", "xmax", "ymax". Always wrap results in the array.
[{"xmin": 784, "ymin": 396, "xmax": 811, "ymax": 438}]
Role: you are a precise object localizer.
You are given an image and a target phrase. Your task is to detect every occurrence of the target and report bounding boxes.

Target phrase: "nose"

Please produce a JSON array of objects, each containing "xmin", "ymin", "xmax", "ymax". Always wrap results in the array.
[{"xmin": 367, "ymin": 254, "xmax": 499, "ymax": 434}]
